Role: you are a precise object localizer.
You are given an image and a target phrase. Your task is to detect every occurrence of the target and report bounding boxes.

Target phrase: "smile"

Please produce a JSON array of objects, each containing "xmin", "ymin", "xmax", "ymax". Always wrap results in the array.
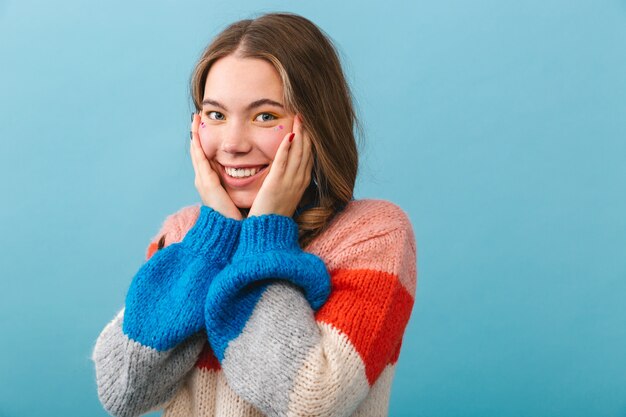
[
  {"xmin": 224, "ymin": 166, "xmax": 267, "ymax": 178},
  {"xmin": 218, "ymin": 163, "xmax": 270, "ymax": 188}
]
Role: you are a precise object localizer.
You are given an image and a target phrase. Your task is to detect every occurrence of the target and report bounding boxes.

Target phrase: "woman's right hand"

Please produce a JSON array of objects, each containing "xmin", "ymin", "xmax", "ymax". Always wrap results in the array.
[{"xmin": 190, "ymin": 113, "xmax": 243, "ymax": 220}]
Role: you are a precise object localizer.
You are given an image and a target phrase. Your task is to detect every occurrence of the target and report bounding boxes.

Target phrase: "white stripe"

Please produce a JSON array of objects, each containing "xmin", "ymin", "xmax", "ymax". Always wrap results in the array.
[{"xmin": 286, "ymin": 322, "xmax": 370, "ymax": 417}]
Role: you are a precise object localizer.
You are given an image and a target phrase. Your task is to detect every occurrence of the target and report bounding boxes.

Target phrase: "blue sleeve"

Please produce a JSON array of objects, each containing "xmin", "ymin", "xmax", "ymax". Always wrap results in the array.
[
  {"xmin": 123, "ymin": 206, "xmax": 241, "ymax": 352},
  {"xmin": 204, "ymin": 214, "xmax": 331, "ymax": 361}
]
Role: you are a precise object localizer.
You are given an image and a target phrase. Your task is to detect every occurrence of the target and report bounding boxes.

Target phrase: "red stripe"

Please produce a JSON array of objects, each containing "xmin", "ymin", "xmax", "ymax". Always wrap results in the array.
[
  {"xmin": 315, "ymin": 268, "xmax": 414, "ymax": 385},
  {"xmin": 389, "ymin": 338, "xmax": 403, "ymax": 364},
  {"xmin": 196, "ymin": 341, "xmax": 221, "ymax": 371}
]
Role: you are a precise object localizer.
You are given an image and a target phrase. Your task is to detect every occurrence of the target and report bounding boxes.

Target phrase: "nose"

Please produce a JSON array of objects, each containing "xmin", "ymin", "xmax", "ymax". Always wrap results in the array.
[{"xmin": 220, "ymin": 123, "xmax": 252, "ymax": 155}]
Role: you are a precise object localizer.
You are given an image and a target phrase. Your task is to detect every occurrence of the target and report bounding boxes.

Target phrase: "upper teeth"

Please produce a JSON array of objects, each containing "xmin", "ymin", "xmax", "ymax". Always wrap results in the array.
[{"xmin": 225, "ymin": 166, "xmax": 262, "ymax": 178}]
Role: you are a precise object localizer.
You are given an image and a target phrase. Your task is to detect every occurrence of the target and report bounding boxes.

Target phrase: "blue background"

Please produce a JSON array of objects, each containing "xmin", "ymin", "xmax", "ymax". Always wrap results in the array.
[{"xmin": 1, "ymin": 0, "xmax": 625, "ymax": 416}]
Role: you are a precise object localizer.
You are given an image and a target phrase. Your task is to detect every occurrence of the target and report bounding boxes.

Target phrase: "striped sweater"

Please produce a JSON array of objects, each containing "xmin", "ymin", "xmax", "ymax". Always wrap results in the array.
[{"xmin": 92, "ymin": 199, "xmax": 417, "ymax": 417}]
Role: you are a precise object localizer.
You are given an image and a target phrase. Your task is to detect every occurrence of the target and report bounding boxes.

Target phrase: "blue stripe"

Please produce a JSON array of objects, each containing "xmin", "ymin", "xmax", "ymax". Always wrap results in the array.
[{"xmin": 204, "ymin": 251, "xmax": 330, "ymax": 361}]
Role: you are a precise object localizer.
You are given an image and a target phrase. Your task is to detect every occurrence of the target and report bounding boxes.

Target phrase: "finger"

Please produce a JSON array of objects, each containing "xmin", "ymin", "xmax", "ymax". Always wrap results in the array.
[
  {"xmin": 207, "ymin": 159, "xmax": 221, "ymax": 178},
  {"xmin": 287, "ymin": 115, "xmax": 312, "ymax": 194},
  {"xmin": 189, "ymin": 113, "xmax": 200, "ymax": 175},
  {"xmin": 191, "ymin": 112, "xmax": 199, "ymax": 135},
  {"xmin": 269, "ymin": 130, "xmax": 294, "ymax": 177},
  {"xmin": 285, "ymin": 114, "xmax": 305, "ymax": 176},
  {"xmin": 190, "ymin": 114, "xmax": 216, "ymax": 183},
  {"xmin": 189, "ymin": 115, "xmax": 198, "ymax": 169},
  {"xmin": 294, "ymin": 119, "xmax": 311, "ymax": 174}
]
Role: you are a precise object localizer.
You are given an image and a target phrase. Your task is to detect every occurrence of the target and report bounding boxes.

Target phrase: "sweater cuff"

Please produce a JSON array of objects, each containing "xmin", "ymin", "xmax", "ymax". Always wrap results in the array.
[
  {"xmin": 234, "ymin": 214, "xmax": 300, "ymax": 257},
  {"xmin": 182, "ymin": 206, "xmax": 241, "ymax": 262}
]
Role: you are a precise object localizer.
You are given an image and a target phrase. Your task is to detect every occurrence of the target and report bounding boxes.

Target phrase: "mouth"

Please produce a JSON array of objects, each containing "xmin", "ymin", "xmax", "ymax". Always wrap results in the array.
[
  {"xmin": 217, "ymin": 163, "xmax": 270, "ymax": 187},
  {"xmin": 222, "ymin": 164, "xmax": 269, "ymax": 179}
]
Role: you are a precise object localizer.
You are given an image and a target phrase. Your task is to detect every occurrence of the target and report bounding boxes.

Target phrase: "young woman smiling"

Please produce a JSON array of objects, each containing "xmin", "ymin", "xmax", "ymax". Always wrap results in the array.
[
  {"xmin": 92, "ymin": 12, "xmax": 417, "ymax": 417},
  {"xmin": 192, "ymin": 53, "xmax": 313, "ymax": 221}
]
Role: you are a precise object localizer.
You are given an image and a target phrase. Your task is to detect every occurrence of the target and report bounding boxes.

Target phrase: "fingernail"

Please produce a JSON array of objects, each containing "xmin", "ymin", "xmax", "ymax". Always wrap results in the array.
[
  {"xmin": 190, "ymin": 131, "xmax": 192, "ymax": 140},
  {"xmin": 289, "ymin": 133, "xmax": 295, "ymax": 142},
  {"xmin": 200, "ymin": 122, "xmax": 205, "ymax": 128},
  {"xmin": 191, "ymin": 112, "xmax": 195, "ymax": 122}
]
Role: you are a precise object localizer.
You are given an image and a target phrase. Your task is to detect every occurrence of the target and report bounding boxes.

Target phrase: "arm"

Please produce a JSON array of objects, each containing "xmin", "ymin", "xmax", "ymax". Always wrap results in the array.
[
  {"xmin": 204, "ymin": 212, "xmax": 417, "ymax": 417},
  {"xmin": 92, "ymin": 308, "xmax": 205, "ymax": 417},
  {"xmin": 92, "ymin": 205, "xmax": 241, "ymax": 417}
]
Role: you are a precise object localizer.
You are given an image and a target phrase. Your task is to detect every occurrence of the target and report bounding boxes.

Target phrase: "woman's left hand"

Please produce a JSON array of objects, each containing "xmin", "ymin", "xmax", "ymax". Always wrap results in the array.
[{"xmin": 248, "ymin": 114, "xmax": 313, "ymax": 218}]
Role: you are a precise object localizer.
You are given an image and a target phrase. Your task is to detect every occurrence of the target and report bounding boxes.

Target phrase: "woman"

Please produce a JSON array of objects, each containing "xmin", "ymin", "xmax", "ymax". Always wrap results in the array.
[{"xmin": 92, "ymin": 12, "xmax": 417, "ymax": 417}]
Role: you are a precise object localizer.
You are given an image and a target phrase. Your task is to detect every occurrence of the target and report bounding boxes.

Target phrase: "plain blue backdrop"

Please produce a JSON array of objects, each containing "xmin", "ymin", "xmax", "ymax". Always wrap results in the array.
[{"xmin": 1, "ymin": 0, "xmax": 625, "ymax": 416}]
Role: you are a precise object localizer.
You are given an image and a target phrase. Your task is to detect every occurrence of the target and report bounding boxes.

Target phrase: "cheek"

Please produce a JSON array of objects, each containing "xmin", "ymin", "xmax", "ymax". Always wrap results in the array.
[
  {"xmin": 198, "ymin": 125, "xmax": 218, "ymax": 158},
  {"xmin": 258, "ymin": 128, "xmax": 287, "ymax": 159}
]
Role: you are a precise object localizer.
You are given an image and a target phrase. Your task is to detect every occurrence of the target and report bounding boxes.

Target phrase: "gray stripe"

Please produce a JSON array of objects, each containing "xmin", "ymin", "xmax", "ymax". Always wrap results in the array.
[
  {"xmin": 221, "ymin": 282, "xmax": 321, "ymax": 416},
  {"xmin": 92, "ymin": 308, "xmax": 205, "ymax": 417}
]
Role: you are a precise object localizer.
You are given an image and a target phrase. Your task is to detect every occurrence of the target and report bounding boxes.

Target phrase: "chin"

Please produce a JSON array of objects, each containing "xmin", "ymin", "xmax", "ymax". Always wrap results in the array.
[{"xmin": 229, "ymin": 191, "xmax": 256, "ymax": 210}]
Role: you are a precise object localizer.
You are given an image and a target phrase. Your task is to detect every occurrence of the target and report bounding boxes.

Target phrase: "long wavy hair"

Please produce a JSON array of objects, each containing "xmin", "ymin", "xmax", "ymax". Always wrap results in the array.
[{"xmin": 190, "ymin": 12, "xmax": 361, "ymax": 248}]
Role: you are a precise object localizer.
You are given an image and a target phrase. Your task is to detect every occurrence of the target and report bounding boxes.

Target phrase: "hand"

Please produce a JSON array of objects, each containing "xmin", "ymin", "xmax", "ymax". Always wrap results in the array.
[
  {"xmin": 190, "ymin": 113, "xmax": 242, "ymax": 220},
  {"xmin": 248, "ymin": 114, "xmax": 313, "ymax": 218}
]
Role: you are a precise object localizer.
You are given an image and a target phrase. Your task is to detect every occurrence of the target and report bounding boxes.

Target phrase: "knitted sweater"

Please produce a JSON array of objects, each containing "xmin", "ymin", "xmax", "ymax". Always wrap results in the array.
[{"xmin": 92, "ymin": 199, "xmax": 417, "ymax": 417}]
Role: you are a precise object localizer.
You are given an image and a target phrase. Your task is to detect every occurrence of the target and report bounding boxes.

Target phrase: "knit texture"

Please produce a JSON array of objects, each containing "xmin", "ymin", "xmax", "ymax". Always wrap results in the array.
[
  {"xmin": 92, "ymin": 199, "xmax": 417, "ymax": 417},
  {"xmin": 205, "ymin": 214, "xmax": 331, "ymax": 362},
  {"xmin": 123, "ymin": 206, "xmax": 241, "ymax": 351}
]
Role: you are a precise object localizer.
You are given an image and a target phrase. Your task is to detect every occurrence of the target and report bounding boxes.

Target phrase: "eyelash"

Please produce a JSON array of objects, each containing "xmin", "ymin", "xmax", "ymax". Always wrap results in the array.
[
  {"xmin": 254, "ymin": 113, "xmax": 278, "ymax": 122},
  {"xmin": 205, "ymin": 111, "xmax": 277, "ymax": 122},
  {"xmin": 206, "ymin": 111, "xmax": 223, "ymax": 121}
]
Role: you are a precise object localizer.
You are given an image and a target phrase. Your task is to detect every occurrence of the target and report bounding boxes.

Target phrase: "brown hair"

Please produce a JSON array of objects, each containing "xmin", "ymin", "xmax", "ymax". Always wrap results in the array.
[{"xmin": 190, "ymin": 12, "xmax": 361, "ymax": 248}]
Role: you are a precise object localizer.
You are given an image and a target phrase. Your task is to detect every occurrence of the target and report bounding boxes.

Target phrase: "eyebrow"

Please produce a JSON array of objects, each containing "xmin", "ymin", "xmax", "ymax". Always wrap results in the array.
[{"xmin": 201, "ymin": 98, "xmax": 284, "ymax": 111}]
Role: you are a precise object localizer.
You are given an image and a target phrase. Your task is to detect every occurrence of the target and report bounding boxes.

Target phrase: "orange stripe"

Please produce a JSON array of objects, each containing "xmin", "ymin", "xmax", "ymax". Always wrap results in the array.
[
  {"xmin": 146, "ymin": 242, "xmax": 159, "ymax": 261},
  {"xmin": 315, "ymin": 268, "xmax": 414, "ymax": 385}
]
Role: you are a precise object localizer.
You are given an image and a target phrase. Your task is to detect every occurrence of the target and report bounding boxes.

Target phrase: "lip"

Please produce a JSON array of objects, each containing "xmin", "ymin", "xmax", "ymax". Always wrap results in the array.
[
  {"xmin": 220, "ymin": 162, "xmax": 268, "ymax": 169},
  {"xmin": 218, "ymin": 162, "xmax": 269, "ymax": 188}
]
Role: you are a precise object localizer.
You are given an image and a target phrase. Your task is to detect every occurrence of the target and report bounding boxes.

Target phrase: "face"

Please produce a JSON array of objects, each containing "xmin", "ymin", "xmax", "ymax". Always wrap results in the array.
[{"xmin": 199, "ymin": 55, "xmax": 294, "ymax": 209}]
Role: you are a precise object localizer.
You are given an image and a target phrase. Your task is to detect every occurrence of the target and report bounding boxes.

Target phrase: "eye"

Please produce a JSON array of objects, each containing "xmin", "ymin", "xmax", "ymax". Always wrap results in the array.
[
  {"xmin": 255, "ymin": 112, "xmax": 277, "ymax": 122},
  {"xmin": 206, "ymin": 111, "xmax": 225, "ymax": 121}
]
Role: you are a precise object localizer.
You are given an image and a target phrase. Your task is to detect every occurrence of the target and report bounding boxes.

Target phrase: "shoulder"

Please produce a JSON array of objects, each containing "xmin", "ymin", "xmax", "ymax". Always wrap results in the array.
[
  {"xmin": 337, "ymin": 199, "xmax": 413, "ymax": 235},
  {"xmin": 313, "ymin": 199, "xmax": 414, "ymax": 248},
  {"xmin": 307, "ymin": 199, "xmax": 416, "ymax": 274},
  {"xmin": 145, "ymin": 203, "xmax": 201, "ymax": 260},
  {"xmin": 162, "ymin": 203, "xmax": 202, "ymax": 234}
]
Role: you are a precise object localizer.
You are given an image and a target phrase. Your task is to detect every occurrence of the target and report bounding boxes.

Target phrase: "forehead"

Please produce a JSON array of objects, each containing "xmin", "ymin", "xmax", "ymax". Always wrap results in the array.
[{"xmin": 203, "ymin": 55, "xmax": 284, "ymax": 103}]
